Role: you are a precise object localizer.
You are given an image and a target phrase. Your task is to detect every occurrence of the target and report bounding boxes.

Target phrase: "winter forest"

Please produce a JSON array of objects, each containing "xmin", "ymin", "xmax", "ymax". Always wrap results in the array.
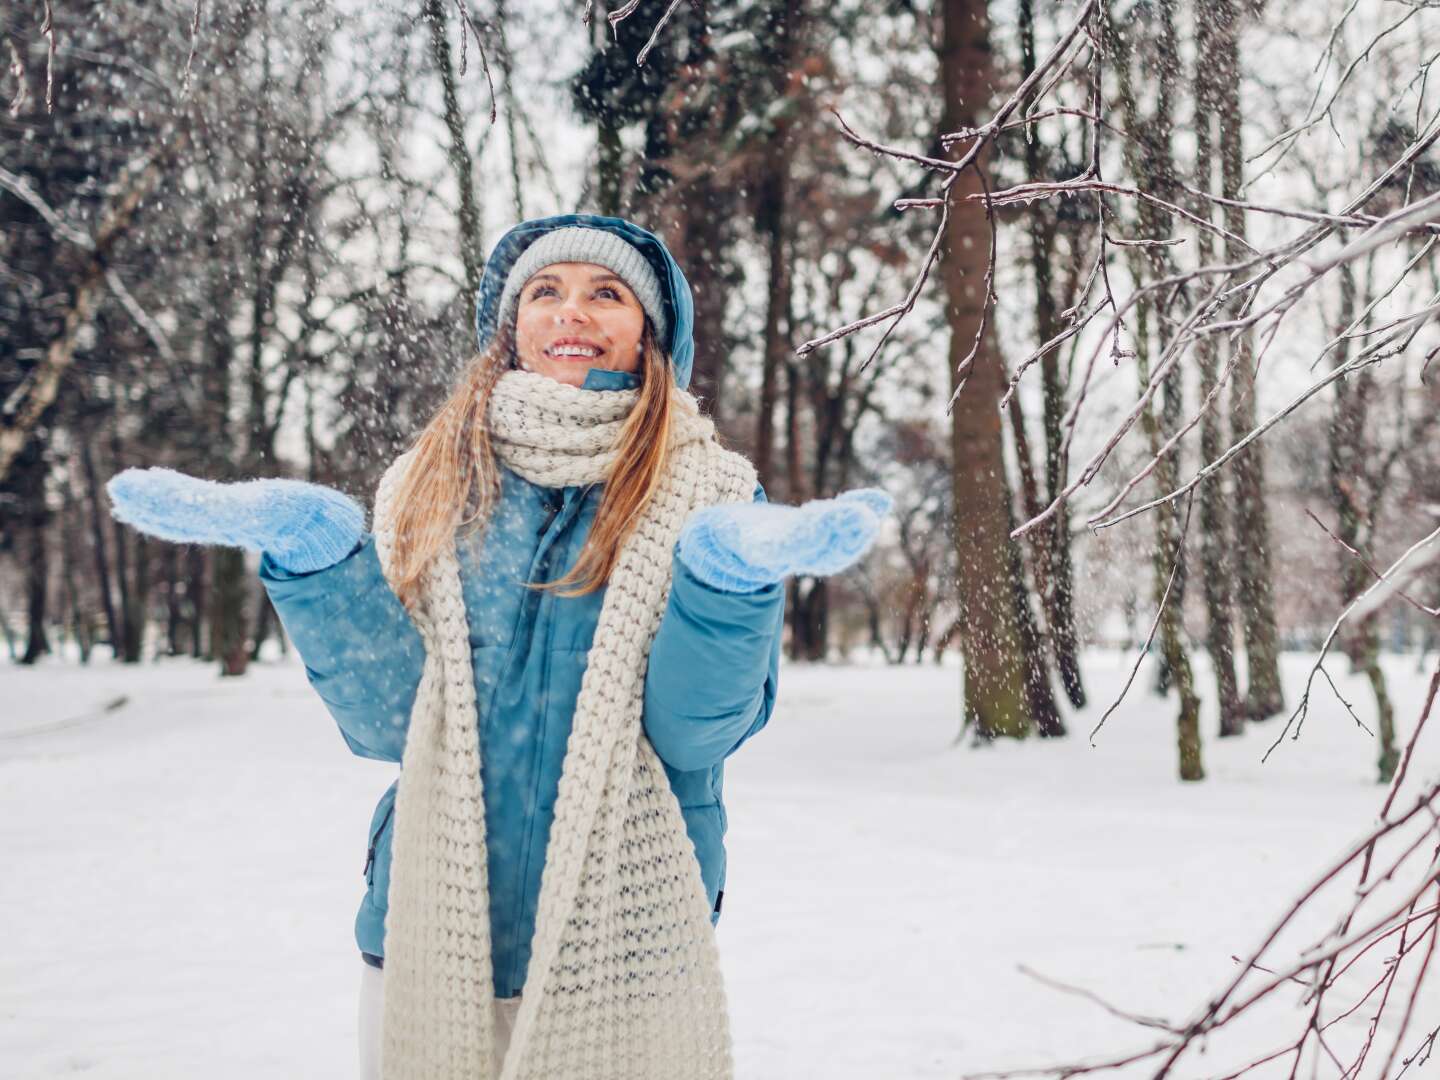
[{"xmin": 5, "ymin": 0, "xmax": 1440, "ymax": 1077}]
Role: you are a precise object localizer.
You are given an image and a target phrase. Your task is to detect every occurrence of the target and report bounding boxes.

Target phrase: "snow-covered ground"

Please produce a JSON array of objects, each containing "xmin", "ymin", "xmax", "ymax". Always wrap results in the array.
[{"xmin": 3, "ymin": 648, "xmax": 1437, "ymax": 1078}]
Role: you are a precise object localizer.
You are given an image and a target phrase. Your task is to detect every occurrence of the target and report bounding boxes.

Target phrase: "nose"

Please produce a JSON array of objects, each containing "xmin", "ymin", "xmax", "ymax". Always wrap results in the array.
[{"xmin": 554, "ymin": 293, "xmax": 591, "ymax": 324}]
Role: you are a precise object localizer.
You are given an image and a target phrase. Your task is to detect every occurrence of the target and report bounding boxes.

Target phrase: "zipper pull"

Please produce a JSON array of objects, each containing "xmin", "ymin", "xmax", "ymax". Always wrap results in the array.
[{"xmin": 536, "ymin": 490, "xmax": 563, "ymax": 535}]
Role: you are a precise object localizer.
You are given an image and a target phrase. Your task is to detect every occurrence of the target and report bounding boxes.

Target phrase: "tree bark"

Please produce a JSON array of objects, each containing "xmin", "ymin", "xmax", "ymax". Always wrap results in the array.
[
  {"xmin": 21, "ymin": 506, "xmax": 51, "ymax": 665},
  {"xmin": 423, "ymin": 0, "xmax": 484, "ymax": 299},
  {"xmin": 1018, "ymin": 0, "xmax": 1085, "ymax": 711},
  {"xmin": 201, "ymin": 198, "xmax": 247, "ymax": 675},
  {"xmin": 753, "ymin": 0, "xmax": 802, "ymax": 491},
  {"xmin": 1327, "ymin": 263, "xmax": 1397, "ymax": 781},
  {"xmin": 1215, "ymin": 0, "xmax": 1285, "ymax": 722},
  {"xmin": 1107, "ymin": 0, "xmax": 1203, "ymax": 779},
  {"xmin": 78, "ymin": 424, "xmax": 121, "ymax": 654},
  {"xmin": 1192, "ymin": 7, "xmax": 1244, "ymax": 736},
  {"xmin": 939, "ymin": 0, "xmax": 1032, "ymax": 740}
]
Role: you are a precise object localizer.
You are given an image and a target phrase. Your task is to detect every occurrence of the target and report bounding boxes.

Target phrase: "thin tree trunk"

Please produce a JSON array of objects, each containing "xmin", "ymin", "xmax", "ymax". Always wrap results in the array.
[
  {"xmin": 201, "ymin": 196, "xmax": 247, "ymax": 675},
  {"xmin": 1214, "ymin": 0, "xmax": 1284, "ymax": 722},
  {"xmin": 188, "ymin": 547, "xmax": 207, "ymax": 660},
  {"xmin": 1328, "ymin": 263, "xmax": 1396, "ymax": 780},
  {"xmin": 79, "ymin": 425, "xmax": 121, "ymax": 652},
  {"xmin": 667, "ymin": 173, "xmax": 731, "ymax": 417},
  {"xmin": 755, "ymin": 160, "xmax": 791, "ymax": 490},
  {"xmin": 250, "ymin": 590, "xmax": 275, "ymax": 662},
  {"xmin": 1192, "ymin": 6, "xmax": 1244, "ymax": 736},
  {"xmin": 62, "ymin": 491, "xmax": 94, "ymax": 663},
  {"xmin": 22, "ymin": 511, "xmax": 51, "ymax": 664},
  {"xmin": 1019, "ymin": 0, "xmax": 1085, "ymax": 711},
  {"xmin": 122, "ymin": 534, "xmax": 149, "ymax": 663},
  {"xmin": 211, "ymin": 549, "xmax": 249, "ymax": 676},
  {"xmin": 165, "ymin": 544, "xmax": 183, "ymax": 656},
  {"xmin": 753, "ymin": 0, "xmax": 801, "ymax": 490},
  {"xmin": 1108, "ymin": 1, "xmax": 1203, "ymax": 779},
  {"xmin": 939, "ymin": 0, "xmax": 1032, "ymax": 740},
  {"xmin": 596, "ymin": 120, "xmax": 623, "ymax": 217},
  {"xmin": 1008, "ymin": 500, "xmax": 1064, "ymax": 736},
  {"xmin": 423, "ymin": 0, "xmax": 484, "ymax": 299}
]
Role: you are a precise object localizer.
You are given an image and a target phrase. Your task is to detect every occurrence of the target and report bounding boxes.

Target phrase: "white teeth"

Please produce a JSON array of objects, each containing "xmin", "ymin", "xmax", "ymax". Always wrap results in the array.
[{"xmin": 549, "ymin": 346, "xmax": 600, "ymax": 357}]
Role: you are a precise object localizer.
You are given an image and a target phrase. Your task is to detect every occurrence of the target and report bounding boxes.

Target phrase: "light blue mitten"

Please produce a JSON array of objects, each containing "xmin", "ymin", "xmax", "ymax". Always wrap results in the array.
[
  {"xmin": 678, "ymin": 488, "xmax": 893, "ymax": 593},
  {"xmin": 106, "ymin": 467, "xmax": 365, "ymax": 574}
]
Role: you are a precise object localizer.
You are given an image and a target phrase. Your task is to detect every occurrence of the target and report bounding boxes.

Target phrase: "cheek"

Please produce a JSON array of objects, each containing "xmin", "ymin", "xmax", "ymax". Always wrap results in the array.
[{"xmin": 608, "ymin": 312, "xmax": 646, "ymax": 361}]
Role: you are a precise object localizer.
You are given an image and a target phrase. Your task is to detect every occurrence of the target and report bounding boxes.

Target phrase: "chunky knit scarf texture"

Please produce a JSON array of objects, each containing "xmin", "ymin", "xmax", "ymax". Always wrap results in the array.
[{"xmin": 371, "ymin": 369, "xmax": 756, "ymax": 1080}]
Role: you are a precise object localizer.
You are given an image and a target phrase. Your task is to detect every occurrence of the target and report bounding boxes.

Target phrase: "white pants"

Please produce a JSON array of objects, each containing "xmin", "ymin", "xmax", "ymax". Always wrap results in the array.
[{"xmin": 359, "ymin": 959, "xmax": 523, "ymax": 1078}]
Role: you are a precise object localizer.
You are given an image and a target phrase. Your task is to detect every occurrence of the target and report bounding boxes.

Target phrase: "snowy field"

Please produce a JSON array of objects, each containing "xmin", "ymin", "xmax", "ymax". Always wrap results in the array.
[{"xmin": 3, "ymin": 648, "xmax": 1438, "ymax": 1079}]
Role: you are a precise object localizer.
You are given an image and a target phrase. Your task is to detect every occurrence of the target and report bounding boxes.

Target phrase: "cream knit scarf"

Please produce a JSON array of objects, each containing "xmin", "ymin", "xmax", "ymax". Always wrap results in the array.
[{"xmin": 371, "ymin": 369, "xmax": 756, "ymax": 1080}]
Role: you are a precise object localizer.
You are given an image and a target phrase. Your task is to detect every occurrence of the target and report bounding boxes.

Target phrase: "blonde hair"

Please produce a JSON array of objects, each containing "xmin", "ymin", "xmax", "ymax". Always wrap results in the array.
[{"xmin": 386, "ymin": 321, "xmax": 676, "ymax": 609}]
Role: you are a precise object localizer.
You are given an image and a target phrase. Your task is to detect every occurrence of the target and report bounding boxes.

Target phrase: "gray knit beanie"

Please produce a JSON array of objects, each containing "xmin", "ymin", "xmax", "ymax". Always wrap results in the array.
[{"xmin": 496, "ymin": 226, "xmax": 669, "ymax": 343}]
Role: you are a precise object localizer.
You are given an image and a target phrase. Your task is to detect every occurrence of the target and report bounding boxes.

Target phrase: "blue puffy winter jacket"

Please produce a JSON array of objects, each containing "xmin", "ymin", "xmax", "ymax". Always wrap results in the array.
[{"xmin": 260, "ymin": 216, "xmax": 785, "ymax": 1000}]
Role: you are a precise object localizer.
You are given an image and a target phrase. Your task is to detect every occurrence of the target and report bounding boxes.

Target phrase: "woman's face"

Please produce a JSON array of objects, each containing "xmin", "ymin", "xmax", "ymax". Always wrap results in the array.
[{"xmin": 513, "ymin": 261, "xmax": 647, "ymax": 387}]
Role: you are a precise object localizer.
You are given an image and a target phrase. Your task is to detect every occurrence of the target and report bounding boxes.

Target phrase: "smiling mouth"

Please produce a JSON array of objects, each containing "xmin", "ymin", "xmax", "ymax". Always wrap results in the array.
[{"xmin": 546, "ymin": 344, "xmax": 605, "ymax": 359}]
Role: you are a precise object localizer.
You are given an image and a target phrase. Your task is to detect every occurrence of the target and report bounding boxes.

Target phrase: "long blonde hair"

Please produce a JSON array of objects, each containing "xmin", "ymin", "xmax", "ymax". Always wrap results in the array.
[{"xmin": 386, "ymin": 321, "xmax": 676, "ymax": 609}]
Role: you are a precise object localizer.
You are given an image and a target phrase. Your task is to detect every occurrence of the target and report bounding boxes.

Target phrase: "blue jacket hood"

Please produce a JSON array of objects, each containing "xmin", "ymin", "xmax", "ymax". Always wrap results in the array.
[{"xmin": 474, "ymin": 214, "xmax": 696, "ymax": 390}]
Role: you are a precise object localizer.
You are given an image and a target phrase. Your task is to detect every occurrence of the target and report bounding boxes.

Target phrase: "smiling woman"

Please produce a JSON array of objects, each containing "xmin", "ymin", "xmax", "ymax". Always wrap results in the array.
[
  {"xmin": 102, "ymin": 215, "xmax": 889, "ymax": 1080},
  {"xmin": 513, "ymin": 263, "xmax": 647, "ymax": 386}
]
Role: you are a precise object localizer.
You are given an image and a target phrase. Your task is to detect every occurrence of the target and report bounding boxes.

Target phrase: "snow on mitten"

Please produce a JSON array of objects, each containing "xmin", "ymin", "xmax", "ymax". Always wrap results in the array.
[
  {"xmin": 106, "ymin": 467, "xmax": 365, "ymax": 574},
  {"xmin": 677, "ymin": 487, "xmax": 893, "ymax": 593}
]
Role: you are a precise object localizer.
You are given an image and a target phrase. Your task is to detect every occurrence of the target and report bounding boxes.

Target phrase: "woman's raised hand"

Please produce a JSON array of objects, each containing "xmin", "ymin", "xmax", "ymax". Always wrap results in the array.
[
  {"xmin": 106, "ymin": 468, "xmax": 366, "ymax": 574},
  {"xmin": 677, "ymin": 488, "xmax": 893, "ymax": 593}
]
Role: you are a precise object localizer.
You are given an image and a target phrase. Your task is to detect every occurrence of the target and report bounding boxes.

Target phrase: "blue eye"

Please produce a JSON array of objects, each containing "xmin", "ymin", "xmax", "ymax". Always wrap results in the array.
[
  {"xmin": 595, "ymin": 286, "xmax": 621, "ymax": 300},
  {"xmin": 528, "ymin": 284, "xmax": 557, "ymax": 299}
]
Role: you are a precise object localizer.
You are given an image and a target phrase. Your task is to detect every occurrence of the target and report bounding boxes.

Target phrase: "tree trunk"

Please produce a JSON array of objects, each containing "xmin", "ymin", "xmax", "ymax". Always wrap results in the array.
[
  {"xmin": 199, "ymin": 192, "xmax": 247, "ymax": 675},
  {"xmin": 188, "ymin": 547, "xmax": 207, "ymax": 660},
  {"xmin": 596, "ymin": 119, "xmax": 624, "ymax": 217},
  {"xmin": 21, "ymin": 511, "xmax": 51, "ymax": 665},
  {"xmin": 164, "ymin": 544, "xmax": 183, "ymax": 655},
  {"xmin": 1107, "ymin": 0, "xmax": 1203, "ymax": 779},
  {"xmin": 1327, "ymin": 263, "xmax": 1396, "ymax": 781},
  {"xmin": 250, "ymin": 590, "xmax": 276, "ymax": 662},
  {"xmin": 753, "ymin": 0, "xmax": 801, "ymax": 491},
  {"xmin": 78, "ymin": 425, "xmax": 121, "ymax": 654},
  {"xmin": 61, "ymin": 491, "xmax": 94, "ymax": 663},
  {"xmin": 1018, "ymin": 0, "xmax": 1085, "ymax": 711},
  {"xmin": 939, "ymin": 0, "xmax": 1032, "ymax": 740},
  {"xmin": 666, "ymin": 173, "xmax": 732, "ymax": 418},
  {"xmin": 211, "ymin": 549, "xmax": 250, "ymax": 676},
  {"xmin": 1008, "ymin": 500, "xmax": 1064, "ymax": 736},
  {"xmin": 423, "ymin": 0, "xmax": 484, "ymax": 299},
  {"xmin": 1191, "ymin": 6, "xmax": 1244, "ymax": 735},
  {"xmin": 754, "ymin": 152, "xmax": 792, "ymax": 491},
  {"xmin": 788, "ymin": 577, "xmax": 829, "ymax": 662},
  {"xmin": 1214, "ymin": 0, "xmax": 1284, "ymax": 722}
]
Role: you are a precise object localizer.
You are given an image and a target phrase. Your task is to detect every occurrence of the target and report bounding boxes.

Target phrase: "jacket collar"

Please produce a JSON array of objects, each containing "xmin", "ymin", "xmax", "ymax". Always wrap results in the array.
[{"xmin": 579, "ymin": 367, "xmax": 641, "ymax": 392}]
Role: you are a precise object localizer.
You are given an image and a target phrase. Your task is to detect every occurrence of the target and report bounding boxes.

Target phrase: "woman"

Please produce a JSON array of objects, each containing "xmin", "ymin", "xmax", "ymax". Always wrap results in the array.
[{"xmin": 107, "ymin": 214, "xmax": 889, "ymax": 1080}]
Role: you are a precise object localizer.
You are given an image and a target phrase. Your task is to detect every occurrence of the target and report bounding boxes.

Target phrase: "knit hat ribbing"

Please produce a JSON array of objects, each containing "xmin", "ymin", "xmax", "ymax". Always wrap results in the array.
[{"xmin": 495, "ymin": 226, "xmax": 669, "ymax": 344}]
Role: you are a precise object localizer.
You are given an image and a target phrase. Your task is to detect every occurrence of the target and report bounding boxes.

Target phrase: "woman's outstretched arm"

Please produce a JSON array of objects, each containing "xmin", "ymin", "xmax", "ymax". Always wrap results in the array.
[
  {"xmin": 643, "ymin": 480, "xmax": 891, "ymax": 770},
  {"xmin": 106, "ymin": 467, "xmax": 425, "ymax": 762},
  {"xmin": 260, "ymin": 536, "xmax": 424, "ymax": 763},
  {"xmin": 642, "ymin": 484, "xmax": 785, "ymax": 772}
]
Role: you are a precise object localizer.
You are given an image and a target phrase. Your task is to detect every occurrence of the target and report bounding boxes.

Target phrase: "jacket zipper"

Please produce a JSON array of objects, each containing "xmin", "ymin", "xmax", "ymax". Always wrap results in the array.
[{"xmin": 363, "ymin": 804, "xmax": 395, "ymax": 883}]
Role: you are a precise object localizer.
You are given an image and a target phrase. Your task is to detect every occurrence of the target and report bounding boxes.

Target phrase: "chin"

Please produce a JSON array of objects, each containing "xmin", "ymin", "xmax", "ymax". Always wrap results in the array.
[{"xmin": 522, "ymin": 360, "xmax": 590, "ymax": 387}]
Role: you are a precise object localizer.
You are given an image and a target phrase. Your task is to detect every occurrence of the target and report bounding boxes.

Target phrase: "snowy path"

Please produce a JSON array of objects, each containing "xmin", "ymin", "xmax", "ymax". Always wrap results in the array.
[{"xmin": 3, "ymin": 650, "xmax": 1437, "ymax": 1078}]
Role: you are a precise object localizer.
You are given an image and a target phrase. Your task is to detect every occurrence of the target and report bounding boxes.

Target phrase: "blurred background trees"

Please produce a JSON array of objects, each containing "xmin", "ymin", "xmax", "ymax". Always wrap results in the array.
[{"xmin": 4, "ymin": 0, "xmax": 1438, "ymax": 782}]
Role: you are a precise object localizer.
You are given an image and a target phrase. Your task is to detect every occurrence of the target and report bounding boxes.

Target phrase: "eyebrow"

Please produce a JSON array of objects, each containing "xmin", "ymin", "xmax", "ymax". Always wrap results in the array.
[{"xmin": 527, "ymin": 272, "xmax": 629, "ymax": 287}]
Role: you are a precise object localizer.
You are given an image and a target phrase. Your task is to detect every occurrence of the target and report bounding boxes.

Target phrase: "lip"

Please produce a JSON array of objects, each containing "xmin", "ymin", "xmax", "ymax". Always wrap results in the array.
[{"xmin": 545, "ymin": 337, "xmax": 606, "ymax": 360}]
